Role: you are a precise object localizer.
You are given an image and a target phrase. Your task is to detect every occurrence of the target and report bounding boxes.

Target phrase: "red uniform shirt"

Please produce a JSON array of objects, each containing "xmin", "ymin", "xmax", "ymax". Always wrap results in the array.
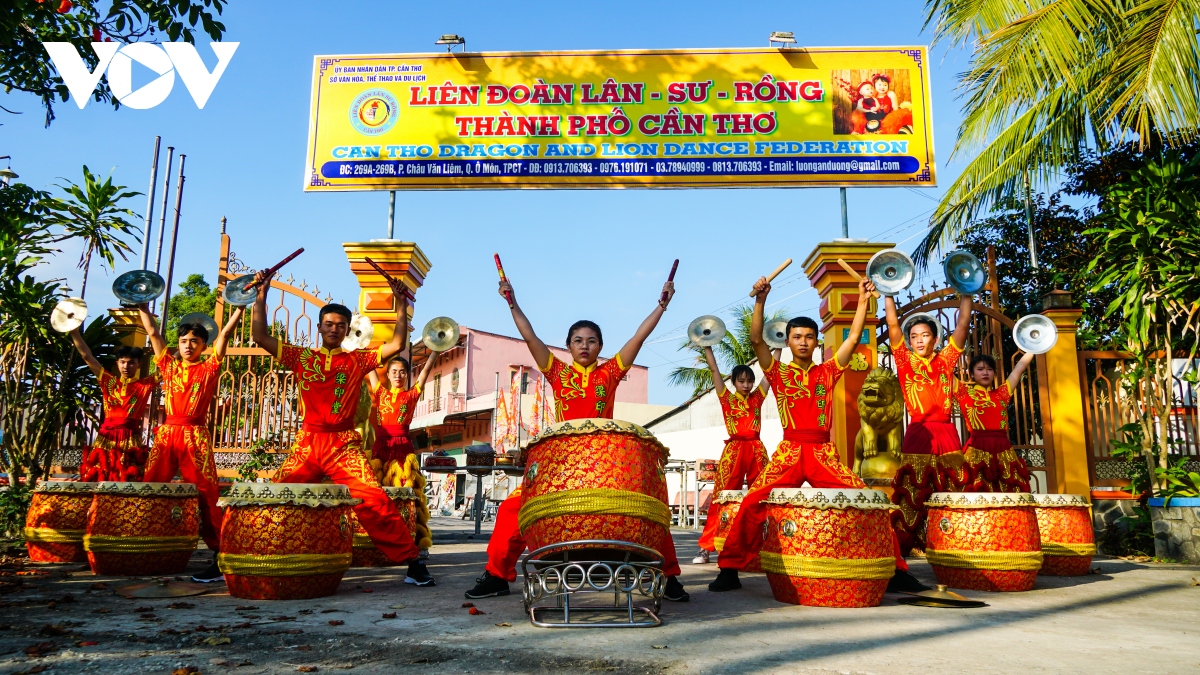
[
  {"xmin": 277, "ymin": 343, "xmax": 382, "ymax": 428},
  {"xmin": 156, "ymin": 351, "xmax": 222, "ymax": 422},
  {"xmin": 98, "ymin": 370, "xmax": 157, "ymax": 424},
  {"xmin": 894, "ymin": 339, "xmax": 963, "ymax": 423},
  {"xmin": 370, "ymin": 383, "xmax": 421, "ymax": 429},
  {"xmin": 956, "ymin": 382, "xmax": 1012, "ymax": 431},
  {"xmin": 718, "ymin": 386, "xmax": 766, "ymax": 438},
  {"xmin": 540, "ymin": 353, "xmax": 629, "ymax": 421},
  {"xmin": 763, "ymin": 358, "xmax": 844, "ymax": 431}
]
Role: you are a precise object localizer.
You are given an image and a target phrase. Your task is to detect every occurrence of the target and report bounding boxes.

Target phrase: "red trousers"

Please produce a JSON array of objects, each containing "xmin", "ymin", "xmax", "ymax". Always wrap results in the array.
[
  {"xmin": 485, "ymin": 485, "xmax": 684, "ymax": 581},
  {"xmin": 890, "ymin": 419, "xmax": 964, "ymax": 554},
  {"xmin": 144, "ymin": 423, "xmax": 222, "ymax": 551},
  {"xmin": 274, "ymin": 429, "xmax": 419, "ymax": 564},
  {"xmin": 81, "ymin": 421, "xmax": 147, "ymax": 482},
  {"xmin": 718, "ymin": 437, "xmax": 907, "ymax": 572},
  {"xmin": 697, "ymin": 437, "xmax": 768, "ymax": 551}
]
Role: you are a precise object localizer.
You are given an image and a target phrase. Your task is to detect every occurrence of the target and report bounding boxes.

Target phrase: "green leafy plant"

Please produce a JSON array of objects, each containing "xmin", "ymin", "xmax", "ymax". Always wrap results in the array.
[
  {"xmin": 164, "ymin": 273, "xmax": 217, "ymax": 343},
  {"xmin": 1155, "ymin": 458, "xmax": 1200, "ymax": 505},
  {"xmin": 46, "ymin": 165, "xmax": 140, "ymax": 298},
  {"xmin": 1098, "ymin": 504, "xmax": 1155, "ymax": 558},
  {"xmin": 236, "ymin": 436, "xmax": 278, "ymax": 482},
  {"xmin": 0, "ymin": 483, "xmax": 33, "ymax": 540},
  {"xmin": 1108, "ymin": 422, "xmax": 1152, "ymax": 496}
]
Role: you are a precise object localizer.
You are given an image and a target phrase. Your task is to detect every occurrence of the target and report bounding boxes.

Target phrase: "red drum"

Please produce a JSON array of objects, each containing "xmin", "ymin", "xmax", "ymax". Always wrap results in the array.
[
  {"xmin": 85, "ymin": 482, "xmax": 200, "ymax": 576},
  {"xmin": 350, "ymin": 487, "xmax": 420, "ymax": 568},
  {"xmin": 1033, "ymin": 494, "xmax": 1096, "ymax": 576},
  {"xmin": 759, "ymin": 488, "xmax": 897, "ymax": 607},
  {"xmin": 710, "ymin": 489, "xmax": 761, "ymax": 573},
  {"xmin": 518, "ymin": 419, "xmax": 672, "ymax": 559},
  {"xmin": 217, "ymin": 483, "xmax": 359, "ymax": 600},
  {"xmin": 925, "ymin": 492, "xmax": 1042, "ymax": 591},
  {"xmin": 24, "ymin": 481, "xmax": 97, "ymax": 563}
]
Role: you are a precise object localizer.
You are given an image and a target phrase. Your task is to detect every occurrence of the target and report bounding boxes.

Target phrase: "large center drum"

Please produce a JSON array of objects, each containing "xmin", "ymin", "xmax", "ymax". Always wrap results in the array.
[
  {"xmin": 925, "ymin": 492, "xmax": 1043, "ymax": 591},
  {"xmin": 518, "ymin": 419, "xmax": 672, "ymax": 560},
  {"xmin": 25, "ymin": 481, "xmax": 97, "ymax": 563},
  {"xmin": 85, "ymin": 482, "xmax": 200, "ymax": 576},
  {"xmin": 1032, "ymin": 493, "xmax": 1096, "ymax": 576},
  {"xmin": 350, "ymin": 486, "xmax": 421, "ymax": 568},
  {"xmin": 218, "ymin": 483, "xmax": 361, "ymax": 600},
  {"xmin": 760, "ymin": 488, "xmax": 898, "ymax": 607},
  {"xmin": 710, "ymin": 490, "xmax": 762, "ymax": 573}
]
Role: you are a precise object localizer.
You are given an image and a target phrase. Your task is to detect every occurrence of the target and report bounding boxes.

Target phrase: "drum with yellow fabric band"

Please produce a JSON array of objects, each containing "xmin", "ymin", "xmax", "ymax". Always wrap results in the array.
[
  {"xmin": 925, "ymin": 492, "xmax": 1043, "ymax": 592},
  {"xmin": 349, "ymin": 486, "xmax": 421, "ymax": 567},
  {"xmin": 25, "ymin": 481, "xmax": 97, "ymax": 563},
  {"xmin": 710, "ymin": 490, "xmax": 763, "ymax": 573},
  {"xmin": 1032, "ymin": 493, "xmax": 1096, "ymax": 576},
  {"xmin": 217, "ymin": 483, "xmax": 360, "ymax": 600},
  {"xmin": 85, "ymin": 482, "xmax": 200, "ymax": 576}
]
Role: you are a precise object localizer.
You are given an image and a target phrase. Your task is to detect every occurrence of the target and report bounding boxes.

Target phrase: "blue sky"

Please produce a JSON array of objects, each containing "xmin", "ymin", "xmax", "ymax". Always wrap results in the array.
[{"xmin": 3, "ymin": 0, "xmax": 973, "ymax": 404}]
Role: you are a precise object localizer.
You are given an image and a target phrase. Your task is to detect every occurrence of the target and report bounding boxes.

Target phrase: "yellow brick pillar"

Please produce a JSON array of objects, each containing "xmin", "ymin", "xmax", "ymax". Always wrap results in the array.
[
  {"xmin": 1039, "ymin": 290, "xmax": 1089, "ymax": 496},
  {"xmin": 107, "ymin": 307, "xmax": 150, "ymax": 377},
  {"xmin": 803, "ymin": 241, "xmax": 891, "ymax": 469},
  {"xmin": 342, "ymin": 241, "xmax": 432, "ymax": 346}
]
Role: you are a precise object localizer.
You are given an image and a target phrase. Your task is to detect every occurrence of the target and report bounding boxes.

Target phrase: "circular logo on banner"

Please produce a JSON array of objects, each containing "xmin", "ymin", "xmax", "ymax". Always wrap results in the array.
[{"xmin": 349, "ymin": 89, "xmax": 398, "ymax": 136}]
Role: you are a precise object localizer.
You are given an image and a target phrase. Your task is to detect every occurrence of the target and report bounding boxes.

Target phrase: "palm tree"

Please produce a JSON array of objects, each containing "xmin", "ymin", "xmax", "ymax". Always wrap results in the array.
[
  {"xmin": 667, "ymin": 303, "xmax": 790, "ymax": 396},
  {"xmin": 48, "ymin": 166, "xmax": 141, "ymax": 299},
  {"xmin": 916, "ymin": 0, "xmax": 1200, "ymax": 264}
]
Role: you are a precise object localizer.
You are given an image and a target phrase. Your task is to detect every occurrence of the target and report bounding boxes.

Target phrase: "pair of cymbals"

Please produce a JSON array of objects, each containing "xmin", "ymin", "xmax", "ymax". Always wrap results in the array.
[{"xmin": 687, "ymin": 316, "xmax": 788, "ymax": 349}]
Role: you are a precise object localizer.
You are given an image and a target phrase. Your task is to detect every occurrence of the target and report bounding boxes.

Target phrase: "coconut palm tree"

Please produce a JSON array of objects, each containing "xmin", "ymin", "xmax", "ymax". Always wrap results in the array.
[
  {"xmin": 917, "ymin": 0, "xmax": 1200, "ymax": 264},
  {"xmin": 48, "ymin": 165, "xmax": 140, "ymax": 299},
  {"xmin": 667, "ymin": 303, "xmax": 790, "ymax": 396}
]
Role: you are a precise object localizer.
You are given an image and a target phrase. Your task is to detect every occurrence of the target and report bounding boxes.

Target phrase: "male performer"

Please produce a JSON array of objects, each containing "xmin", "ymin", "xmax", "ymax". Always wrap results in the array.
[
  {"xmin": 140, "ymin": 304, "xmax": 245, "ymax": 583},
  {"xmin": 466, "ymin": 274, "xmax": 690, "ymax": 602},
  {"xmin": 69, "ymin": 331, "xmax": 156, "ymax": 482},
  {"xmin": 250, "ymin": 271, "xmax": 434, "ymax": 586},
  {"xmin": 710, "ymin": 276, "xmax": 924, "ymax": 593},
  {"xmin": 957, "ymin": 352, "xmax": 1035, "ymax": 492},
  {"xmin": 883, "ymin": 292, "xmax": 973, "ymax": 554},
  {"xmin": 692, "ymin": 345, "xmax": 776, "ymax": 564}
]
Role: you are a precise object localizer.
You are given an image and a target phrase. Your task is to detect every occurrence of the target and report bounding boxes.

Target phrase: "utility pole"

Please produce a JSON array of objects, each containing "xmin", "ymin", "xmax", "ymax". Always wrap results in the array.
[
  {"xmin": 387, "ymin": 190, "xmax": 396, "ymax": 239},
  {"xmin": 1023, "ymin": 170, "xmax": 1040, "ymax": 269},
  {"xmin": 161, "ymin": 155, "xmax": 187, "ymax": 322},
  {"xmin": 840, "ymin": 187, "xmax": 849, "ymax": 238},
  {"xmin": 140, "ymin": 137, "xmax": 161, "ymax": 269}
]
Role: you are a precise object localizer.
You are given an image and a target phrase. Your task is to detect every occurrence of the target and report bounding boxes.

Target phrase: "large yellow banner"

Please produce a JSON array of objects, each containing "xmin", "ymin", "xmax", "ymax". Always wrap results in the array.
[{"xmin": 304, "ymin": 47, "xmax": 935, "ymax": 190}]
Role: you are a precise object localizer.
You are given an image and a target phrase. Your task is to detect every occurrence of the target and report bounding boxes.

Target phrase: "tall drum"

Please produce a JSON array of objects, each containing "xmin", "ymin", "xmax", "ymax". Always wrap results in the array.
[
  {"xmin": 760, "ymin": 488, "xmax": 897, "ymax": 607},
  {"xmin": 350, "ymin": 486, "xmax": 420, "ymax": 568},
  {"xmin": 519, "ymin": 419, "xmax": 672, "ymax": 559},
  {"xmin": 710, "ymin": 490, "xmax": 762, "ymax": 573},
  {"xmin": 25, "ymin": 481, "xmax": 97, "ymax": 563},
  {"xmin": 85, "ymin": 482, "xmax": 200, "ymax": 576},
  {"xmin": 1033, "ymin": 494, "xmax": 1096, "ymax": 576},
  {"xmin": 217, "ymin": 483, "xmax": 359, "ymax": 600},
  {"xmin": 925, "ymin": 492, "xmax": 1043, "ymax": 591}
]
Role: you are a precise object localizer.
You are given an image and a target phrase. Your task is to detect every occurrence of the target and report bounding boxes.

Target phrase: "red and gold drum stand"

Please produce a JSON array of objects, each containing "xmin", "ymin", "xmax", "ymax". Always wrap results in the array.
[
  {"xmin": 350, "ymin": 486, "xmax": 420, "ymax": 568},
  {"xmin": 85, "ymin": 482, "xmax": 200, "ymax": 576},
  {"xmin": 1033, "ymin": 494, "xmax": 1096, "ymax": 576},
  {"xmin": 925, "ymin": 492, "xmax": 1043, "ymax": 592},
  {"xmin": 710, "ymin": 490, "xmax": 762, "ymax": 573},
  {"xmin": 217, "ymin": 483, "xmax": 359, "ymax": 600},
  {"xmin": 759, "ymin": 488, "xmax": 897, "ymax": 607},
  {"xmin": 25, "ymin": 481, "xmax": 97, "ymax": 563}
]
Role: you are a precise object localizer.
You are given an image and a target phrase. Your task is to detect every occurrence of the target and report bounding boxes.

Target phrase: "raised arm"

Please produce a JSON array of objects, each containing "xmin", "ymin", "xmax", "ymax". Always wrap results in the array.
[
  {"xmin": 212, "ymin": 305, "xmax": 245, "ymax": 359},
  {"xmin": 835, "ymin": 278, "xmax": 877, "ymax": 367},
  {"xmin": 951, "ymin": 294, "xmax": 974, "ymax": 349},
  {"xmin": 378, "ymin": 288, "xmax": 409, "ymax": 363},
  {"xmin": 499, "ymin": 279, "xmax": 552, "ymax": 369},
  {"xmin": 138, "ymin": 303, "xmax": 168, "ymax": 357},
  {"xmin": 748, "ymin": 277, "xmax": 774, "ymax": 367},
  {"xmin": 69, "ymin": 327, "xmax": 104, "ymax": 377},
  {"xmin": 702, "ymin": 346, "xmax": 725, "ymax": 396},
  {"xmin": 368, "ymin": 370, "xmax": 381, "ymax": 390},
  {"xmin": 1006, "ymin": 351, "xmax": 1036, "ymax": 391},
  {"xmin": 616, "ymin": 280, "xmax": 675, "ymax": 369},
  {"xmin": 250, "ymin": 271, "xmax": 279, "ymax": 358},
  {"xmin": 414, "ymin": 352, "xmax": 437, "ymax": 391},
  {"xmin": 884, "ymin": 295, "xmax": 903, "ymax": 348},
  {"xmin": 758, "ymin": 348, "xmax": 781, "ymax": 392}
]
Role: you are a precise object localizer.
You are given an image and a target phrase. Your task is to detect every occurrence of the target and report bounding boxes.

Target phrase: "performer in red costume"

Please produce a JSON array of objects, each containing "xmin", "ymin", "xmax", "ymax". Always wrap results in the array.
[
  {"xmin": 466, "ymin": 273, "xmax": 691, "ymax": 601},
  {"xmin": 883, "ymin": 292, "xmax": 973, "ymax": 554},
  {"xmin": 367, "ymin": 354, "xmax": 436, "ymax": 484},
  {"xmin": 709, "ymin": 276, "xmax": 925, "ymax": 593},
  {"xmin": 250, "ymin": 271, "xmax": 434, "ymax": 586},
  {"xmin": 958, "ymin": 351, "xmax": 1035, "ymax": 493},
  {"xmin": 69, "ymin": 330, "xmax": 156, "ymax": 482},
  {"xmin": 139, "ymin": 304, "xmax": 245, "ymax": 583},
  {"xmin": 691, "ymin": 344, "xmax": 777, "ymax": 564}
]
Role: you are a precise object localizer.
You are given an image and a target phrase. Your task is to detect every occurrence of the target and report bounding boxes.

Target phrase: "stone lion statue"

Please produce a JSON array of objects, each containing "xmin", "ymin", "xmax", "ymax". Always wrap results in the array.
[{"xmin": 852, "ymin": 367, "xmax": 904, "ymax": 482}]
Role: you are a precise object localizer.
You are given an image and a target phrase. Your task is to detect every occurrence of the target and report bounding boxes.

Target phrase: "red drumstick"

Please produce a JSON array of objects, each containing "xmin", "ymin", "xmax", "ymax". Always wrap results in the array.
[
  {"xmin": 494, "ymin": 253, "xmax": 514, "ymax": 307},
  {"xmin": 365, "ymin": 256, "xmax": 411, "ymax": 301},
  {"xmin": 660, "ymin": 259, "xmax": 679, "ymax": 304},
  {"xmin": 246, "ymin": 248, "xmax": 304, "ymax": 290}
]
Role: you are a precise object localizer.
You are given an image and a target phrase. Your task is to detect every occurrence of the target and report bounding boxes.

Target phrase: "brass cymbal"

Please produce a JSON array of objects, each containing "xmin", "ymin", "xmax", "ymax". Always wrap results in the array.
[
  {"xmin": 763, "ymin": 319, "xmax": 789, "ymax": 349},
  {"xmin": 342, "ymin": 314, "xmax": 374, "ymax": 352},
  {"xmin": 422, "ymin": 316, "xmax": 460, "ymax": 352},
  {"xmin": 112, "ymin": 269, "xmax": 166, "ymax": 305},
  {"xmin": 50, "ymin": 297, "xmax": 88, "ymax": 333},
  {"xmin": 897, "ymin": 584, "xmax": 987, "ymax": 608},
  {"xmin": 687, "ymin": 315, "xmax": 727, "ymax": 348}
]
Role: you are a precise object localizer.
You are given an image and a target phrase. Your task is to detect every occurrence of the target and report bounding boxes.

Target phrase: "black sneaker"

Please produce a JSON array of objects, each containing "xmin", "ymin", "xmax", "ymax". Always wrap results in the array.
[
  {"xmin": 404, "ymin": 560, "xmax": 436, "ymax": 587},
  {"xmin": 886, "ymin": 568, "xmax": 931, "ymax": 593},
  {"xmin": 191, "ymin": 559, "xmax": 224, "ymax": 584},
  {"xmin": 707, "ymin": 568, "xmax": 741, "ymax": 592},
  {"xmin": 464, "ymin": 571, "xmax": 510, "ymax": 599},
  {"xmin": 663, "ymin": 576, "xmax": 689, "ymax": 602}
]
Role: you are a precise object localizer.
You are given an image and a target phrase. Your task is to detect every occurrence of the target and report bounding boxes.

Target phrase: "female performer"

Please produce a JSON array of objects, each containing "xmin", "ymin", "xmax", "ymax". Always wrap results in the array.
[
  {"xmin": 957, "ymin": 352, "xmax": 1035, "ymax": 493},
  {"xmin": 69, "ymin": 330, "xmax": 156, "ymax": 482}
]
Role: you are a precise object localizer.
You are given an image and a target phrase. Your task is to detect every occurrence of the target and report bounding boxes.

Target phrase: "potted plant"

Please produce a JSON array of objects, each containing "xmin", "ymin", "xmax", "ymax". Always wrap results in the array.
[{"xmin": 1148, "ymin": 459, "xmax": 1200, "ymax": 563}]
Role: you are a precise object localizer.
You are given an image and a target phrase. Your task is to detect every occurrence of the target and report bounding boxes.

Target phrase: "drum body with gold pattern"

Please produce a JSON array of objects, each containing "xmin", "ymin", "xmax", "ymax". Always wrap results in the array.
[
  {"xmin": 760, "ymin": 488, "xmax": 897, "ymax": 607},
  {"xmin": 711, "ymin": 490, "xmax": 762, "ymax": 573},
  {"xmin": 1033, "ymin": 494, "xmax": 1095, "ymax": 576},
  {"xmin": 85, "ymin": 482, "xmax": 200, "ymax": 575},
  {"xmin": 25, "ymin": 482, "xmax": 97, "ymax": 563},
  {"xmin": 350, "ymin": 486, "xmax": 419, "ymax": 568},
  {"xmin": 925, "ymin": 492, "xmax": 1043, "ymax": 591},
  {"xmin": 217, "ymin": 483, "xmax": 358, "ymax": 600}
]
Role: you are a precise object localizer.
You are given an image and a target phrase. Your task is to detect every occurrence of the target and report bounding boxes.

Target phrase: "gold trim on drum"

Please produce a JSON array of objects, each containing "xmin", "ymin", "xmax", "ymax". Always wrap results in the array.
[
  {"xmin": 94, "ymin": 482, "xmax": 199, "ymax": 498},
  {"xmin": 382, "ymin": 486, "xmax": 418, "ymax": 500},
  {"xmin": 217, "ymin": 552, "xmax": 352, "ymax": 577},
  {"xmin": 23, "ymin": 527, "xmax": 84, "ymax": 543},
  {"xmin": 352, "ymin": 533, "xmax": 375, "ymax": 549},
  {"xmin": 925, "ymin": 549, "xmax": 1043, "ymax": 571},
  {"xmin": 218, "ymin": 482, "xmax": 362, "ymax": 508},
  {"xmin": 714, "ymin": 490, "xmax": 747, "ymax": 504},
  {"xmin": 758, "ymin": 552, "xmax": 895, "ymax": 580},
  {"xmin": 1030, "ymin": 494, "xmax": 1091, "ymax": 508},
  {"xmin": 83, "ymin": 534, "xmax": 199, "ymax": 553},
  {"xmin": 517, "ymin": 488, "xmax": 672, "ymax": 533},
  {"xmin": 1041, "ymin": 542, "xmax": 1097, "ymax": 557},
  {"xmin": 526, "ymin": 418, "xmax": 670, "ymax": 456},
  {"xmin": 925, "ymin": 492, "xmax": 1038, "ymax": 509},
  {"xmin": 32, "ymin": 481, "xmax": 98, "ymax": 494},
  {"xmin": 763, "ymin": 488, "xmax": 897, "ymax": 510}
]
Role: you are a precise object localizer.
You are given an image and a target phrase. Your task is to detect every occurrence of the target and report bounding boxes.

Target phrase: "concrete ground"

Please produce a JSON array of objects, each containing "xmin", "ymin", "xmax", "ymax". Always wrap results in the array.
[{"xmin": 2, "ymin": 521, "xmax": 1199, "ymax": 675}]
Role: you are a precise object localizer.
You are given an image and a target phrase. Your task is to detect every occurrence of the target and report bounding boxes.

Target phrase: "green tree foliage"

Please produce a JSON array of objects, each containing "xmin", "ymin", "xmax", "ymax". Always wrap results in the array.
[
  {"xmin": 668, "ymin": 303, "xmax": 789, "ymax": 396},
  {"xmin": 46, "ymin": 165, "xmax": 140, "ymax": 298},
  {"xmin": 1, "ymin": 0, "xmax": 229, "ymax": 125},
  {"xmin": 164, "ymin": 273, "xmax": 216, "ymax": 342}
]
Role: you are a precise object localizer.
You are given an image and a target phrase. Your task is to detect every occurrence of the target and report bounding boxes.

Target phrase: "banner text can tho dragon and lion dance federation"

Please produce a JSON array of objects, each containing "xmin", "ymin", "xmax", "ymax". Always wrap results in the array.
[{"xmin": 304, "ymin": 47, "xmax": 936, "ymax": 190}]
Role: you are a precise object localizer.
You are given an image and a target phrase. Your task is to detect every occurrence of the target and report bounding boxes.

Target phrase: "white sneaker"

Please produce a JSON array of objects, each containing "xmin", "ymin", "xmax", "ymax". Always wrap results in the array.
[{"xmin": 692, "ymin": 550, "xmax": 711, "ymax": 564}]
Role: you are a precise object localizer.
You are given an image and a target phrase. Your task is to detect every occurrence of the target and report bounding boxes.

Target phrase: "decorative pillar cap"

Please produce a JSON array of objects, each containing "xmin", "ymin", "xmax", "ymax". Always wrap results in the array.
[{"xmin": 1042, "ymin": 289, "xmax": 1074, "ymax": 310}]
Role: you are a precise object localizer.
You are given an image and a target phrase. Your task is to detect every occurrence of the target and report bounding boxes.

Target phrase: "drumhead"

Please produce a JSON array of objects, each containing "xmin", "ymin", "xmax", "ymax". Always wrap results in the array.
[
  {"xmin": 32, "ymin": 481, "xmax": 98, "ymax": 494},
  {"xmin": 926, "ymin": 492, "xmax": 1037, "ymax": 508},
  {"xmin": 527, "ymin": 418, "xmax": 666, "ymax": 453},
  {"xmin": 94, "ymin": 482, "xmax": 199, "ymax": 497},
  {"xmin": 764, "ymin": 487, "xmax": 894, "ymax": 510},
  {"xmin": 1029, "ymin": 493, "xmax": 1090, "ymax": 508}
]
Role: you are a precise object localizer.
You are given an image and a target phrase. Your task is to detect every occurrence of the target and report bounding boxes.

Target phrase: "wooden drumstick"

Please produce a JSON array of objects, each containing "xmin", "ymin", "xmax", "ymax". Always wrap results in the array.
[
  {"xmin": 494, "ymin": 253, "xmax": 514, "ymax": 308},
  {"xmin": 749, "ymin": 258, "xmax": 792, "ymax": 296},
  {"xmin": 837, "ymin": 258, "xmax": 880, "ymax": 298},
  {"xmin": 365, "ymin": 256, "xmax": 411, "ymax": 301},
  {"xmin": 660, "ymin": 259, "xmax": 679, "ymax": 305}
]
